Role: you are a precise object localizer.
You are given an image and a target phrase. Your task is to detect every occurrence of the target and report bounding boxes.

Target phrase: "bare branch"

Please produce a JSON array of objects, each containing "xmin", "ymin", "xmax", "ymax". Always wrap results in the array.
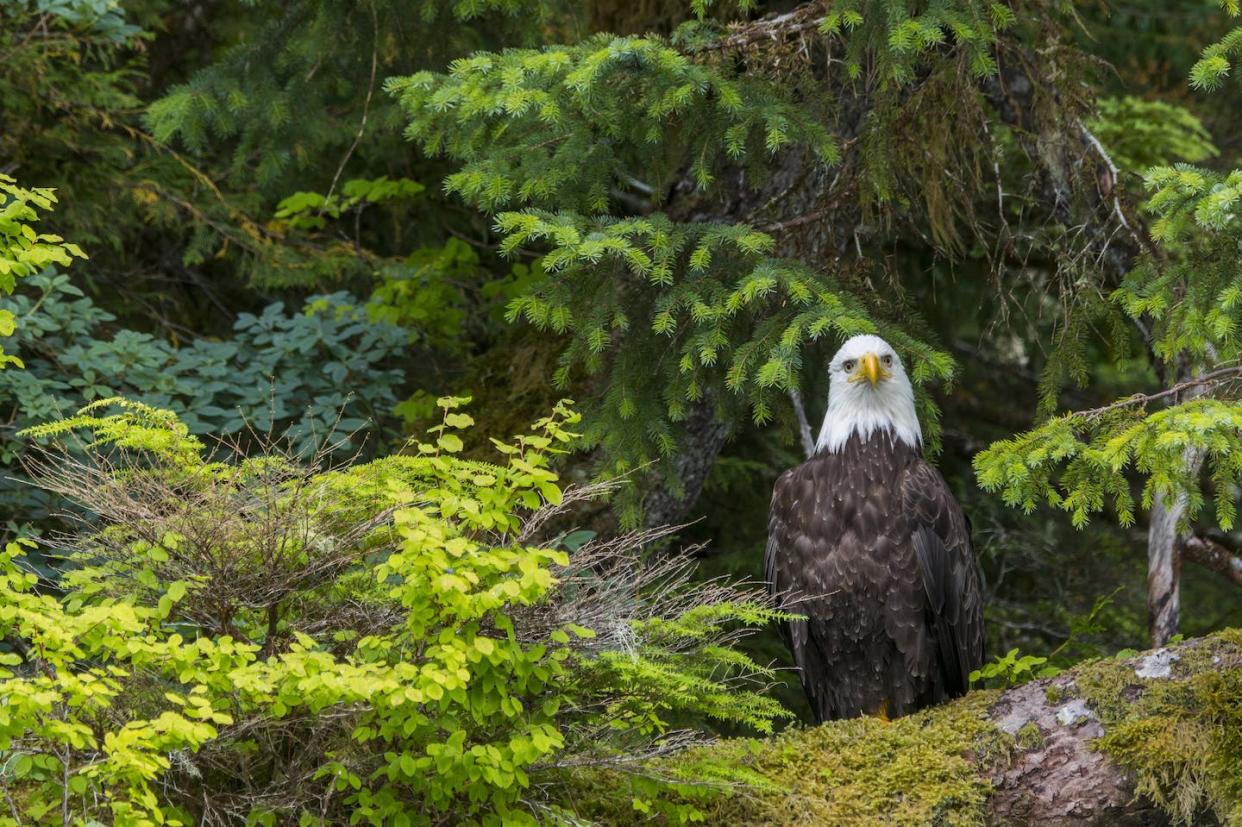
[
  {"xmin": 1078, "ymin": 121, "xmax": 1142, "ymax": 248},
  {"xmin": 1072, "ymin": 364, "xmax": 1242, "ymax": 419},
  {"xmin": 321, "ymin": 0, "xmax": 379, "ymax": 209},
  {"xmin": 1182, "ymin": 534, "xmax": 1242, "ymax": 588},
  {"xmin": 788, "ymin": 387, "xmax": 816, "ymax": 459}
]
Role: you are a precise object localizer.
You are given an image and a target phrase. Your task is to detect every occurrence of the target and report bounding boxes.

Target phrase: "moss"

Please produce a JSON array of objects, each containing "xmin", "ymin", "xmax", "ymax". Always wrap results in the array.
[
  {"xmin": 569, "ymin": 690, "xmax": 1007, "ymax": 826},
  {"xmin": 1015, "ymin": 721, "xmax": 1044, "ymax": 750},
  {"xmin": 1044, "ymin": 684, "xmax": 1062, "ymax": 705},
  {"xmin": 1073, "ymin": 628, "xmax": 1242, "ymax": 826},
  {"xmin": 565, "ymin": 630, "xmax": 1242, "ymax": 825}
]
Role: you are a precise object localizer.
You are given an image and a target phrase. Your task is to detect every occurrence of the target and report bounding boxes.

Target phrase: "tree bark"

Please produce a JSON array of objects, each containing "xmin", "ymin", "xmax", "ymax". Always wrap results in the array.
[
  {"xmin": 1143, "ymin": 361, "xmax": 1211, "ymax": 645},
  {"xmin": 938, "ymin": 633, "xmax": 1236, "ymax": 824},
  {"xmin": 640, "ymin": 396, "xmax": 731, "ymax": 529},
  {"xmin": 1146, "ymin": 490, "xmax": 1187, "ymax": 647}
]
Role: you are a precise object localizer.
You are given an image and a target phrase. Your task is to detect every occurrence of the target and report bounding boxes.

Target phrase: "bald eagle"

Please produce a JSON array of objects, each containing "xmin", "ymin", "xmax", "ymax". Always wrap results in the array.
[{"xmin": 765, "ymin": 334, "xmax": 984, "ymax": 722}]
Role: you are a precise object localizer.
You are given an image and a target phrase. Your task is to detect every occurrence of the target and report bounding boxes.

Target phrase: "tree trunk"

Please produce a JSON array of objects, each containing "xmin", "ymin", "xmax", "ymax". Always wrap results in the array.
[
  {"xmin": 1144, "ymin": 360, "xmax": 1210, "ymax": 646},
  {"xmin": 640, "ymin": 396, "xmax": 731, "ymax": 529},
  {"xmin": 1146, "ymin": 488, "xmax": 1189, "ymax": 647},
  {"xmin": 1146, "ymin": 494, "xmax": 1182, "ymax": 648}
]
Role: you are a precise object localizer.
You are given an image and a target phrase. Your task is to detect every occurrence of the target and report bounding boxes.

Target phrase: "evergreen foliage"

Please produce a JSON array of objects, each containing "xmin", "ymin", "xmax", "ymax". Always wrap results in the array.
[
  {"xmin": 817, "ymin": 0, "xmax": 1018, "ymax": 81},
  {"xmin": 0, "ymin": 4, "xmax": 146, "ymax": 250},
  {"xmin": 496, "ymin": 210, "xmax": 951, "ymax": 511},
  {"xmin": 388, "ymin": 27, "xmax": 956, "ymax": 513},
  {"xmin": 977, "ymin": 5, "xmax": 1242, "ymax": 545},
  {"xmin": 1190, "ymin": 0, "xmax": 1242, "ymax": 90},
  {"xmin": 387, "ymin": 35, "xmax": 838, "ymax": 210},
  {"xmin": 144, "ymin": 0, "xmax": 569, "ymax": 195}
]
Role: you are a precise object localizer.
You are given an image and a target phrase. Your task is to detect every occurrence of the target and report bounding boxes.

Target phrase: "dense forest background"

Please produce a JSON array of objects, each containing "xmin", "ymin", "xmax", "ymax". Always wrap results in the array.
[{"xmin": 3, "ymin": 0, "xmax": 1242, "ymax": 823}]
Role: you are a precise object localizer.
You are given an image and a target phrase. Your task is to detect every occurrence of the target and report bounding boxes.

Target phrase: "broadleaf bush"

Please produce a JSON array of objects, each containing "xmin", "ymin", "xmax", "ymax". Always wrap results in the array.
[
  {"xmin": 0, "ymin": 398, "xmax": 789, "ymax": 824},
  {"xmin": 0, "ymin": 273, "xmax": 409, "ymax": 535}
]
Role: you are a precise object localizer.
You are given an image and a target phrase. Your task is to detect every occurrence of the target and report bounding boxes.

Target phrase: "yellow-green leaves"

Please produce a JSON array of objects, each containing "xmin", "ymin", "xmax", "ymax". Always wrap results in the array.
[
  {"xmin": 0, "ymin": 176, "xmax": 87, "ymax": 285},
  {"xmin": 5, "ymin": 399, "xmax": 786, "ymax": 823},
  {"xmin": 0, "ymin": 540, "xmax": 226, "ymax": 825},
  {"xmin": 20, "ymin": 396, "xmax": 205, "ymax": 466},
  {"xmin": 273, "ymin": 176, "xmax": 424, "ymax": 232},
  {"xmin": 0, "ymin": 176, "xmax": 86, "ymax": 369}
]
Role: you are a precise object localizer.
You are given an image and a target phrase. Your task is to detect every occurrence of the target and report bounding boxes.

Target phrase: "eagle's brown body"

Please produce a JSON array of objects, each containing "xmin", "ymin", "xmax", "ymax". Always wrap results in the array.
[{"xmin": 765, "ymin": 431, "xmax": 984, "ymax": 722}]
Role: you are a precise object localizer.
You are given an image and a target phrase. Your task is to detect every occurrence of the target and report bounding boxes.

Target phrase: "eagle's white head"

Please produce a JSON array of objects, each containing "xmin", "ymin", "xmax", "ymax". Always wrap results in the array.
[{"xmin": 816, "ymin": 334, "xmax": 921, "ymax": 454}]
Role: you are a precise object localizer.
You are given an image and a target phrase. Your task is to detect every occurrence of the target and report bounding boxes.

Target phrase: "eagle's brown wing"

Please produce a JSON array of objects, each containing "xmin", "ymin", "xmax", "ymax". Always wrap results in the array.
[
  {"xmin": 900, "ymin": 458, "xmax": 985, "ymax": 695},
  {"xmin": 763, "ymin": 464, "xmax": 836, "ymax": 720}
]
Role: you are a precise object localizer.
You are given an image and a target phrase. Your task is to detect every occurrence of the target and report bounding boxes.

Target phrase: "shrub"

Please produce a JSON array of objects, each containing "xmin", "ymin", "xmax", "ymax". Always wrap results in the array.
[
  {"xmin": 0, "ymin": 274, "xmax": 409, "ymax": 536},
  {"xmin": 0, "ymin": 397, "xmax": 787, "ymax": 824},
  {"xmin": 0, "ymin": 176, "xmax": 86, "ymax": 368}
]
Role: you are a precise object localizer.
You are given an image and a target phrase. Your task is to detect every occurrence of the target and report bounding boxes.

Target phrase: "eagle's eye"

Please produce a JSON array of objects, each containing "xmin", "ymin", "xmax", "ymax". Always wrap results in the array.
[
  {"xmin": 881, "ymin": 354, "xmax": 893, "ymax": 367},
  {"xmin": 842, "ymin": 359, "xmax": 856, "ymax": 372}
]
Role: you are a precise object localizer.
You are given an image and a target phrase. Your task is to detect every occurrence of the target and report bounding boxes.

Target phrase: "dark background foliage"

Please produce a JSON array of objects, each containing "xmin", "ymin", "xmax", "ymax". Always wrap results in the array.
[{"xmin": 3, "ymin": 0, "xmax": 1241, "ymax": 730}]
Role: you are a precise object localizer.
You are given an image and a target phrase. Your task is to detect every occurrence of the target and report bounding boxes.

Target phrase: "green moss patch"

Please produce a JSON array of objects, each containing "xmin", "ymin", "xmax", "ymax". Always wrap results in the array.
[
  {"xmin": 570, "ymin": 690, "xmax": 1006, "ymax": 825},
  {"xmin": 567, "ymin": 630, "xmax": 1242, "ymax": 825},
  {"xmin": 1075, "ymin": 628, "xmax": 1242, "ymax": 825}
]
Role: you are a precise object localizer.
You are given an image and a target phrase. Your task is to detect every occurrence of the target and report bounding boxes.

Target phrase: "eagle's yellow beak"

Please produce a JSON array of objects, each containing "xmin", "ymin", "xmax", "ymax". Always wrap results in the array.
[{"xmin": 849, "ymin": 352, "xmax": 890, "ymax": 388}]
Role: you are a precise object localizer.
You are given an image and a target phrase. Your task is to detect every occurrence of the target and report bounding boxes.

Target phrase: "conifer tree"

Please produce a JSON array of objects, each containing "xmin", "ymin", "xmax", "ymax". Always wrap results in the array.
[
  {"xmin": 385, "ymin": 0, "xmax": 1242, "ymax": 642},
  {"xmin": 36, "ymin": 0, "xmax": 1242, "ymax": 652},
  {"xmin": 977, "ymin": 1, "xmax": 1242, "ymax": 645},
  {"xmin": 386, "ymin": 3, "xmax": 1036, "ymax": 523}
]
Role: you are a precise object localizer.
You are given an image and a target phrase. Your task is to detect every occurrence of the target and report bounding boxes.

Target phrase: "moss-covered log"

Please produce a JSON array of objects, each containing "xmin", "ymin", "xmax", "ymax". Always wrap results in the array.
[{"xmin": 573, "ymin": 629, "xmax": 1241, "ymax": 825}]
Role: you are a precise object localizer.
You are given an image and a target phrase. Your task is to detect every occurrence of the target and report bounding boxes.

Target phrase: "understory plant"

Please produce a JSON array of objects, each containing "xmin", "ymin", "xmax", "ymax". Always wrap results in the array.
[
  {"xmin": 0, "ymin": 273, "xmax": 409, "ymax": 537},
  {"xmin": 0, "ymin": 397, "xmax": 787, "ymax": 824}
]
